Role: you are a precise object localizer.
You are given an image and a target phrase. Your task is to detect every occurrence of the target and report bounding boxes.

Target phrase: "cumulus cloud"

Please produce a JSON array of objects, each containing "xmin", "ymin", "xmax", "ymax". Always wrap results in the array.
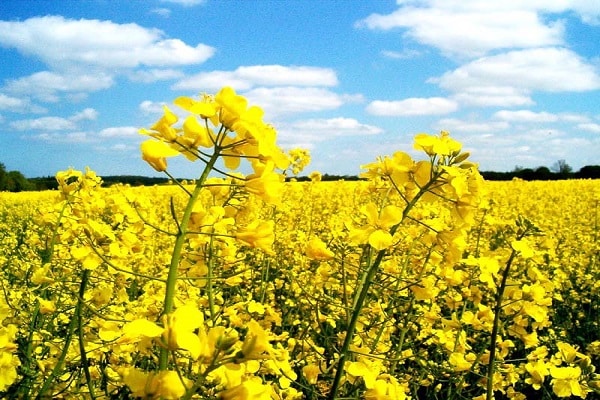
[
  {"xmin": 450, "ymin": 87, "xmax": 535, "ymax": 107},
  {"xmin": 139, "ymin": 100, "xmax": 167, "ymax": 115},
  {"xmin": 98, "ymin": 127, "xmax": 139, "ymax": 138},
  {"xmin": 243, "ymin": 87, "xmax": 346, "ymax": 118},
  {"xmin": 436, "ymin": 48, "xmax": 600, "ymax": 93},
  {"xmin": 0, "ymin": 16, "xmax": 215, "ymax": 71},
  {"xmin": 172, "ymin": 65, "xmax": 338, "ymax": 91},
  {"xmin": 492, "ymin": 110, "xmax": 559, "ymax": 123},
  {"xmin": 277, "ymin": 117, "xmax": 383, "ymax": 149},
  {"xmin": 435, "ymin": 118, "xmax": 509, "ymax": 133},
  {"xmin": 356, "ymin": 1, "xmax": 600, "ymax": 58},
  {"xmin": 10, "ymin": 108, "xmax": 97, "ymax": 131},
  {"xmin": 366, "ymin": 97, "xmax": 458, "ymax": 116},
  {"xmin": 578, "ymin": 122, "xmax": 600, "ymax": 133},
  {"xmin": 4, "ymin": 71, "xmax": 115, "ymax": 102},
  {"xmin": 70, "ymin": 108, "xmax": 99, "ymax": 122},
  {"xmin": 150, "ymin": 8, "xmax": 172, "ymax": 17},
  {"xmin": 11, "ymin": 117, "xmax": 77, "ymax": 131},
  {"xmin": 0, "ymin": 16, "xmax": 215, "ymax": 102},
  {"xmin": 0, "ymin": 93, "xmax": 46, "ymax": 113},
  {"xmin": 30, "ymin": 131, "xmax": 90, "ymax": 143}
]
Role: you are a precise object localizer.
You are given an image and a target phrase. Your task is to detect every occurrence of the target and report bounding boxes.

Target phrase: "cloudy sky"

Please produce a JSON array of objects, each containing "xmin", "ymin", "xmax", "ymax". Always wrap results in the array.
[{"xmin": 1, "ymin": 0, "xmax": 599, "ymax": 178}]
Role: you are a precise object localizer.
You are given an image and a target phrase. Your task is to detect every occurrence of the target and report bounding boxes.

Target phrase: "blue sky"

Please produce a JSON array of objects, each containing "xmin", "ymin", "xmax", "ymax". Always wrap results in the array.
[{"xmin": 1, "ymin": 0, "xmax": 599, "ymax": 178}]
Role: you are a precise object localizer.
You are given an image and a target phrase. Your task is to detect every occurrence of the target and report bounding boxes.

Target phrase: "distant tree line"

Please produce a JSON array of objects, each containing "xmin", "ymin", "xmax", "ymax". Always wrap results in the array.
[
  {"xmin": 481, "ymin": 160, "xmax": 600, "ymax": 181},
  {"xmin": 2, "ymin": 160, "xmax": 600, "ymax": 192}
]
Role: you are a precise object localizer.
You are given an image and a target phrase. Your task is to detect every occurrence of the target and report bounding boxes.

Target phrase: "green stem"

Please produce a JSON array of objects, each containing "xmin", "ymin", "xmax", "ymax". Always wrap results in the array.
[
  {"xmin": 77, "ymin": 270, "xmax": 95, "ymax": 399},
  {"xmin": 36, "ymin": 269, "xmax": 90, "ymax": 399},
  {"xmin": 327, "ymin": 175, "xmax": 439, "ymax": 400},
  {"xmin": 159, "ymin": 149, "xmax": 221, "ymax": 371},
  {"xmin": 485, "ymin": 249, "xmax": 517, "ymax": 400}
]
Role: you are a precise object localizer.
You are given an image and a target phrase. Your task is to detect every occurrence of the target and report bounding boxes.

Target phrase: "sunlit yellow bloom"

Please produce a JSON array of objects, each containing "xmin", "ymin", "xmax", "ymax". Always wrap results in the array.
[
  {"xmin": 235, "ymin": 220, "xmax": 275, "ymax": 254},
  {"xmin": 449, "ymin": 352, "xmax": 474, "ymax": 372},
  {"xmin": 302, "ymin": 364, "xmax": 320, "ymax": 384},
  {"xmin": 174, "ymin": 95, "xmax": 217, "ymax": 119},
  {"xmin": 147, "ymin": 105, "xmax": 179, "ymax": 141},
  {"xmin": 0, "ymin": 352, "xmax": 19, "ymax": 392},
  {"xmin": 37, "ymin": 298, "xmax": 56, "ymax": 314},
  {"xmin": 306, "ymin": 237, "xmax": 334, "ymax": 260},
  {"xmin": 219, "ymin": 376, "xmax": 272, "ymax": 400},
  {"xmin": 215, "ymin": 86, "xmax": 248, "ymax": 129},
  {"xmin": 122, "ymin": 368, "xmax": 190, "ymax": 399},
  {"xmin": 182, "ymin": 115, "xmax": 214, "ymax": 148},
  {"xmin": 525, "ymin": 360, "xmax": 550, "ymax": 390},
  {"xmin": 240, "ymin": 320, "xmax": 272, "ymax": 360},
  {"xmin": 348, "ymin": 203, "xmax": 403, "ymax": 250},
  {"xmin": 140, "ymin": 139, "xmax": 180, "ymax": 172},
  {"xmin": 511, "ymin": 239, "xmax": 535, "ymax": 258},
  {"xmin": 550, "ymin": 366, "xmax": 584, "ymax": 397},
  {"xmin": 121, "ymin": 304, "xmax": 205, "ymax": 359},
  {"xmin": 244, "ymin": 162, "xmax": 285, "ymax": 204}
]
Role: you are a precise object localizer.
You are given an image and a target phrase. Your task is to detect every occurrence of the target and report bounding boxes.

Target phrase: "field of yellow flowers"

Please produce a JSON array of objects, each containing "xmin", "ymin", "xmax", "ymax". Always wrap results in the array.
[{"xmin": 0, "ymin": 87, "xmax": 599, "ymax": 399}]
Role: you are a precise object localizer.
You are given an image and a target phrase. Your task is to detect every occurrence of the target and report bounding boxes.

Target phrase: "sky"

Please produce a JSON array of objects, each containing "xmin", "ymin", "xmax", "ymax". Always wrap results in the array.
[{"xmin": 1, "ymin": 0, "xmax": 600, "ymax": 178}]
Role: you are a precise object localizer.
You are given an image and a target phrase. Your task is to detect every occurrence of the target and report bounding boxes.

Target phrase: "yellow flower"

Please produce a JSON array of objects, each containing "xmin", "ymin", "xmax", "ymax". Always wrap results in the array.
[
  {"xmin": 140, "ymin": 139, "xmax": 180, "ymax": 172},
  {"xmin": 511, "ymin": 239, "xmax": 535, "ymax": 259},
  {"xmin": 525, "ymin": 360, "xmax": 550, "ymax": 390},
  {"xmin": 306, "ymin": 237, "xmax": 334, "ymax": 261},
  {"xmin": 240, "ymin": 319, "xmax": 272, "ymax": 360},
  {"xmin": 121, "ymin": 304, "xmax": 205, "ymax": 359},
  {"xmin": 37, "ymin": 298, "xmax": 56, "ymax": 314},
  {"xmin": 0, "ymin": 352, "xmax": 18, "ymax": 392},
  {"xmin": 219, "ymin": 376, "xmax": 272, "ymax": 400},
  {"xmin": 147, "ymin": 105, "xmax": 179, "ymax": 141},
  {"xmin": 302, "ymin": 364, "xmax": 320, "ymax": 384},
  {"xmin": 235, "ymin": 220, "xmax": 275, "ymax": 254},
  {"xmin": 348, "ymin": 203, "xmax": 403, "ymax": 250},
  {"xmin": 174, "ymin": 95, "xmax": 217, "ymax": 120},
  {"xmin": 215, "ymin": 86, "xmax": 248, "ymax": 129},
  {"xmin": 122, "ymin": 368, "xmax": 190, "ymax": 399},
  {"xmin": 550, "ymin": 366, "xmax": 584, "ymax": 398}
]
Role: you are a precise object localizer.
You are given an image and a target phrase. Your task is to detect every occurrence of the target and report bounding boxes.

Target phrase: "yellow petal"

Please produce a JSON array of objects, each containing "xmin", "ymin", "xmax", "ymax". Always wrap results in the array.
[
  {"xmin": 123, "ymin": 319, "xmax": 164, "ymax": 339},
  {"xmin": 368, "ymin": 229, "xmax": 393, "ymax": 251}
]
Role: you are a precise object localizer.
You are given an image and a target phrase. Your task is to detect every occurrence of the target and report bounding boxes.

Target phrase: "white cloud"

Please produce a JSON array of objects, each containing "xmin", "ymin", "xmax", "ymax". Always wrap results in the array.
[
  {"xmin": 243, "ymin": 87, "xmax": 346, "ymax": 118},
  {"xmin": 493, "ymin": 110, "xmax": 559, "ymax": 123},
  {"xmin": 30, "ymin": 131, "xmax": 90, "ymax": 142},
  {"xmin": 172, "ymin": 65, "xmax": 338, "ymax": 91},
  {"xmin": 450, "ymin": 87, "xmax": 535, "ymax": 107},
  {"xmin": 128, "ymin": 69, "xmax": 184, "ymax": 83},
  {"xmin": 0, "ymin": 16, "xmax": 215, "ymax": 71},
  {"xmin": 358, "ymin": 4, "xmax": 564, "ymax": 58},
  {"xmin": 70, "ymin": 108, "xmax": 98, "ymax": 122},
  {"xmin": 10, "ymin": 108, "xmax": 97, "ymax": 131},
  {"xmin": 577, "ymin": 123, "xmax": 600, "ymax": 133},
  {"xmin": 10, "ymin": 116, "xmax": 76, "ymax": 131},
  {"xmin": 0, "ymin": 93, "xmax": 27, "ymax": 111},
  {"xmin": 432, "ymin": 48, "xmax": 600, "ymax": 108},
  {"xmin": 5, "ymin": 71, "xmax": 114, "ymax": 102},
  {"xmin": 0, "ymin": 93, "xmax": 47, "ymax": 113},
  {"xmin": 139, "ymin": 100, "xmax": 167, "ymax": 115},
  {"xmin": 381, "ymin": 49, "xmax": 422, "ymax": 59},
  {"xmin": 151, "ymin": 8, "xmax": 172, "ymax": 17},
  {"xmin": 366, "ymin": 97, "xmax": 458, "ymax": 116},
  {"xmin": 99, "ymin": 127, "xmax": 139, "ymax": 138},
  {"xmin": 277, "ymin": 117, "xmax": 383, "ymax": 149},
  {"xmin": 435, "ymin": 118, "xmax": 509, "ymax": 133}
]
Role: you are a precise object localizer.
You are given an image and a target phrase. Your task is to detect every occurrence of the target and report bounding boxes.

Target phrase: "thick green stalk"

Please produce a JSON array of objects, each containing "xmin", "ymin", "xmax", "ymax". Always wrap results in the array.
[
  {"xmin": 159, "ymin": 149, "xmax": 221, "ymax": 370},
  {"xmin": 327, "ymin": 176, "xmax": 439, "ymax": 400},
  {"xmin": 36, "ymin": 269, "xmax": 90, "ymax": 399},
  {"xmin": 485, "ymin": 249, "xmax": 517, "ymax": 400}
]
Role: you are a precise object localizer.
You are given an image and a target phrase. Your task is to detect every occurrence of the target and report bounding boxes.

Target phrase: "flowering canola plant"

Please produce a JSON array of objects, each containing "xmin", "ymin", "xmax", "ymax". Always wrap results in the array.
[{"xmin": 0, "ymin": 87, "xmax": 599, "ymax": 399}]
